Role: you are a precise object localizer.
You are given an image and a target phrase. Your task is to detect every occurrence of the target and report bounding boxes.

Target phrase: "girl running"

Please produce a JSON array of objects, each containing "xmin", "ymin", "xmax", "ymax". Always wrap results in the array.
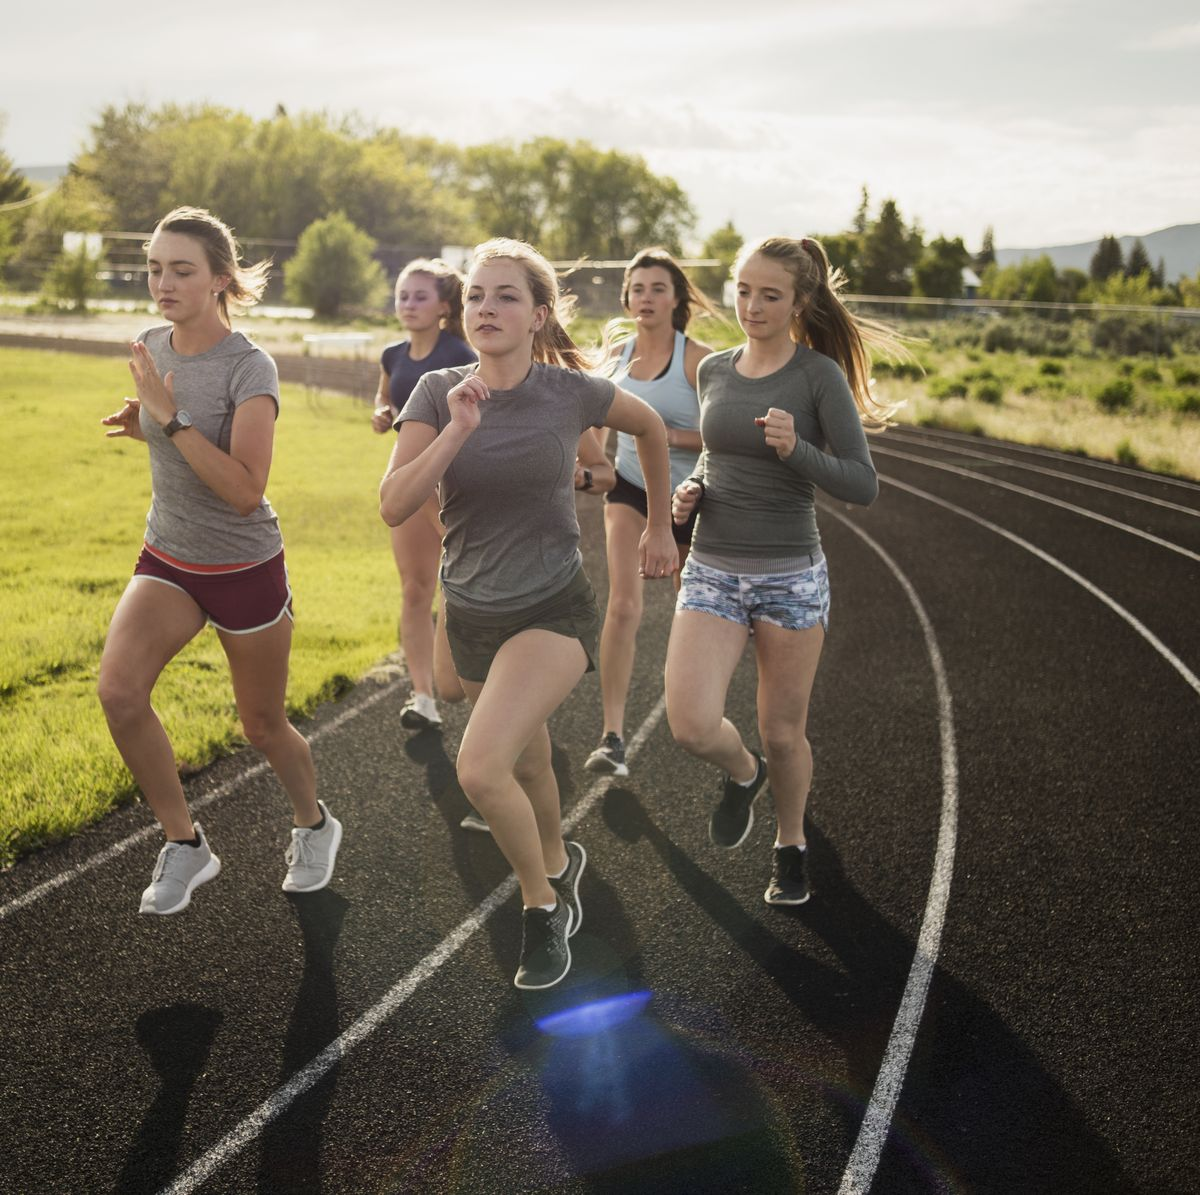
[
  {"xmin": 584, "ymin": 248, "xmax": 717, "ymax": 778},
  {"xmin": 99, "ymin": 206, "xmax": 340, "ymax": 914},
  {"xmin": 380, "ymin": 238, "xmax": 675, "ymax": 989},
  {"xmin": 371, "ymin": 259, "xmax": 477, "ymax": 731},
  {"xmin": 666, "ymin": 235, "xmax": 902, "ymax": 908}
]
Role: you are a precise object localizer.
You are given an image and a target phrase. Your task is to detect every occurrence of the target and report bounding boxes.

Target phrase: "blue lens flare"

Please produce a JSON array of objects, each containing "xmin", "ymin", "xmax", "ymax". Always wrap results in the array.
[{"xmin": 534, "ymin": 990, "xmax": 653, "ymax": 1037}]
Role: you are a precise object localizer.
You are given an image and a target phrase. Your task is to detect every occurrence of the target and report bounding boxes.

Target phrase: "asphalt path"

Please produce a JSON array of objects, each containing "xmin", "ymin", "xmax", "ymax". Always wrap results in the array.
[{"xmin": 2, "ymin": 423, "xmax": 1197, "ymax": 1194}]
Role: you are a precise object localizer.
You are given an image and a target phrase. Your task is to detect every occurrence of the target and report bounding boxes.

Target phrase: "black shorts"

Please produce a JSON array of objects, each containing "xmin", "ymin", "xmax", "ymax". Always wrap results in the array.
[
  {"xmin": 443, "ymin": 567, "xmax": 600, "ymax": 683},
  {"xmin": 604, "ymin": 471, "xmax": 696, "ymax": 547}
]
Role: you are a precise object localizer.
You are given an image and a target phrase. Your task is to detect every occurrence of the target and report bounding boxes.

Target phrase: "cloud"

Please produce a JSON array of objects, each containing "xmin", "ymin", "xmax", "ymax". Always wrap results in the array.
[{"xmin": 1132, "ymin": 20, "xmax": 1200, "ymax": 49}]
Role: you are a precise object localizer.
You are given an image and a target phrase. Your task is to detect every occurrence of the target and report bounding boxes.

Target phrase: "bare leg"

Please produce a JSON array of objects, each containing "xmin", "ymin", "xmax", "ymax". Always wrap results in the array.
[
  {"xmin": 456, "ymin": 630, "xmax": 587, "ymax": 907},
  {"xmin": 664, "ymin": 609, "xmax": 758, "ymax": 781},
  {"xmin": 752, "ymin": 622, "xmax": 824, "ymax": 846},
  {"xmin": 97, "ymin": 578, "xmax": 207, "ymax": 840},
  {"xmin": 390, "ymin": 512, "xmax": 442, "ymax": 699},
  {"xmin": 218, "ymin": 616, "xmax": 320, "ymax": 827},
  {"xmin": 596, "ymin": 502, "xmax": 646, "ymax": 738}
]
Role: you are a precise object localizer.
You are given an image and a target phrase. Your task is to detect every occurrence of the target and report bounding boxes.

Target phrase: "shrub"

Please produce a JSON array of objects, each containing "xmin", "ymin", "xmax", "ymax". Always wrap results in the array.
[
  {"xmin": 974, "ymin": 380, "xmax": 1003, "ymax": 404},
  {"xmin": 283, "ymin": 212, "xmax": 386, "ymax": 319},
  {"xmin": 983, "ymin": 323, "xmax": 1017, "ymax": 353},
  {"xmin": 41, "ymin": 247, "xmax": 106, "ymax": 312},
  {"xmin": 1095, "ymin": 379, "xmax": 1135, "ymax": 412},
  {"xmin": 1038, "ymin": 359, "xmax": 1064, "ymax": 376},
  {"xmin": 873, "ymin": 359, "xmax": 927, "ymax": 381},
  {"xmin": 1160, "ymin": 389, "xmax": 1200, "ymax": 415},
  {"xmin": 1172, "ymin": 365, "xmax": 1200, "ymax": 386},
  {"xmin": 1115, "ymin": 439, "xmax": 1139, "ymax": 467},
  {"xmin": 1093, "ymin": 315, "xmax": 1171, "ymax": 357},
  {"xmin": 1136, "ymin": 364, "xmax": 1162, "ymax": 383},
  {"xmin": 928, "ymin": 376, "xmax": 968, "ymax": 399}
]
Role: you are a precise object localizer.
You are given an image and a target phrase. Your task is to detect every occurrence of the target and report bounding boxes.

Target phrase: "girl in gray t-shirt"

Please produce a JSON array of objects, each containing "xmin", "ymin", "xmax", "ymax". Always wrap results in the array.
[
  {"xmin": 99, "ymin": 206, "xmax": 342, "ymax": 916},
  {"xmin": 381, "ymin": 237, "xmax": 676, "ymax": 991}
]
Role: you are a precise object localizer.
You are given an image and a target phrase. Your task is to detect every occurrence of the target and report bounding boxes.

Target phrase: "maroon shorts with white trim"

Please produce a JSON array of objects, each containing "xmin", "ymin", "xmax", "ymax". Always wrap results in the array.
[{"xmin": 133, "ymin": 545, "xmax": 294, "ymax": 634}]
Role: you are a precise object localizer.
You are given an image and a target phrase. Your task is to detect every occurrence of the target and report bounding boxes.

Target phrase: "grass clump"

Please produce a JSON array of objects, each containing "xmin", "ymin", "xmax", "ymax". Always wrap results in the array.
[{"xmin": 1095, "ymin": 379, "xmax": 1135, "ymax": 412}]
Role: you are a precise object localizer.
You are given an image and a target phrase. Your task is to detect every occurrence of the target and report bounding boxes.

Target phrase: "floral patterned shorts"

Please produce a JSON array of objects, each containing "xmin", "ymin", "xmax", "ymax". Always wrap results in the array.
[{"xmin": 675, "ymin": 554, "xmax": 830, "ymax": 632}]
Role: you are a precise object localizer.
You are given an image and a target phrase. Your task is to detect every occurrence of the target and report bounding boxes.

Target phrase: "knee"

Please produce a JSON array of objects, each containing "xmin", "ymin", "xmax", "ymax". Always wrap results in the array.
[
  {"xmin": 401, "ymin": 576, "xmax": 437, "ymax": 611},
  {"xmin": 760, "ymin": 726, "xmax": 808, "ymax": 763},
  {"xmin": 456, "ymin": 753, "xmax": 505, "ymax": 809},
  {"xmin": 240, "ymin": 710, "xmax": 290, "ymax": 753},
  {"xmin": 97, "ymin": 668, "xmax": 148, "ymax": 728},
  {"xmin": 604, "ymin": 592, "xmax": 642, "ymax": 631},
  {"xmin": 668, "ymin": 708, "xmax": 719, "ymax": 758}
]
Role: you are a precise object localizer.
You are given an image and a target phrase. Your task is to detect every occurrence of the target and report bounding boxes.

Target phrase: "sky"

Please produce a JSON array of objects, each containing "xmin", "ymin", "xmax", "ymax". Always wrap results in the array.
[{"xmin": 2, "ymin": 0, "xmax": 1197, "ymax": 251}]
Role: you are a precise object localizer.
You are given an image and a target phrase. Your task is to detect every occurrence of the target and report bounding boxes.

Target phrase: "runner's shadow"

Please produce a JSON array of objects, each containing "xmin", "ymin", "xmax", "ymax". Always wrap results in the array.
[
  {"xmin": 256, "ymin": 889, "xmax": 349, "ymax": 1194},
  {"xmin": 116, "ymin": 1003, "xmax": 223, "ymax": 1194}
]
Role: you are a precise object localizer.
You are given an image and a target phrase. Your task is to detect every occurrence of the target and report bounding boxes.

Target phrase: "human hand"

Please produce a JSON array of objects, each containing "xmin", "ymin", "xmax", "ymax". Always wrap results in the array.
[
  {"xmin": 127, "ymin": 341, "xmax": 175, "ymax": 428},
  {"xmin": 371, "ymin": 406, "xmax": 395, "ymax": 434},
  {"xmin": 101, "ymin": 397, "xmax": 145, "ymax": 441},
  {"xmin": 638, "ymin": 525, "xmax": 678, "ymax": 580},
  {"xmin": 671, "ymin": 480, "xmax": 702, "ymax": 525},
  {"xmin": 446, "ymin": 374, "xmax": 488, "ymax": 433},
  {"xmin": 754, "ymin": 408, "xmax": 797, "ymax": 460}
]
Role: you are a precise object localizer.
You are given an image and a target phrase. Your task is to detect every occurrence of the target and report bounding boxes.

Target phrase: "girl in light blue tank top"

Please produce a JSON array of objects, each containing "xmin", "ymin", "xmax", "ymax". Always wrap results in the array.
[{"xmin": 585, "ymin": 249, "xmax": 721, "ymax": 778}]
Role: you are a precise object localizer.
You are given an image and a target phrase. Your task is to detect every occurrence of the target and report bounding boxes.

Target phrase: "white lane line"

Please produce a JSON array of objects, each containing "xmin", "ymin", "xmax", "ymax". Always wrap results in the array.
[
  {"xmin": 0, "ymin": 676, "xmax": 405, "ymax": 923},
  {"xmin": 873, "ymin": 445, "xmax": 1200, "ymax": 564},
  {"xmin": 879, "ymin": 474, "xmax": 1200, "ymax": 697},
  {"xmin": 886, "ymin": 431, "xmax": 1200, "ymax": 518},
  {"xmin": 159, "ymin": 696, "xmax": 668, "ymax": 1195},
  {"xmin": 892, "ymin": 425, "xmax": 1200, "ymax": 494},
  {"xmin": 821, "ymin": 509, "xmax": 960, "ymax": 1195}
]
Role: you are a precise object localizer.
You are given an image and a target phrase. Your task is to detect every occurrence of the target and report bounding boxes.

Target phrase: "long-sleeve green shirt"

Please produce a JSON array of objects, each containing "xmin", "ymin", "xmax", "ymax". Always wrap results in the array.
[{"xmin": 691, "ymin": 344, "xmax": 877, "ymax": 571}]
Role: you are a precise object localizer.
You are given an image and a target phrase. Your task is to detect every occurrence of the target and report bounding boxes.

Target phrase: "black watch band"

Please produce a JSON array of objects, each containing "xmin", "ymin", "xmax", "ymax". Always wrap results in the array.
[{"xmin": 581, "ymin": 468, "xmax": 594, "ymax": 491}]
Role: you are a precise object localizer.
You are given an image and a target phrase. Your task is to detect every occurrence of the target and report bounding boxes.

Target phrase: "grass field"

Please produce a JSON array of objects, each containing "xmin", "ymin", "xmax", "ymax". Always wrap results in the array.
[{"xmin": 0, "ymin": 347, "xmax": 400, "ymax": 866}]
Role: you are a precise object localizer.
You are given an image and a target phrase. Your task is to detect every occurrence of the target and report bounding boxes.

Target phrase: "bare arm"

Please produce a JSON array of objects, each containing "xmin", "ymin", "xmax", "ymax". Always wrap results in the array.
[{"xmin": 372, "ymin": 366, "xmax": 395, "ymax": 434}]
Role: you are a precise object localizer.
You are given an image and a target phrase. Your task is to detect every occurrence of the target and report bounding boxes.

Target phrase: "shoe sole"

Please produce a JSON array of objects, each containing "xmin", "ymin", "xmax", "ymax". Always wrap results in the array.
[
  {"xmin": 584, "ymin": 755, "xmax": 628, "ymax": 777},
  {"xmin": 558, "ymin": 841, "xmax": 587, "ymax": 937},
  {"xmin": 140, "ymin": 853, "xmax": 222, "ymax": 915},
  {"xmin": 400, "ymin": 711, "xmax": 442, "ymax": 731},
  {"xmin": 281, "ymin": 820, "xmax": 343, "ymax": 893},
  {"xmin": 764, "ymin": 888, "xmax": 811, "ymax": 906},
  {"xmin": 460, "ymin": 815, "xmax": 491, "ymax": 833},
  {"xmin": 513, "ymin": 907, "xmax": 574, "ymax": 990}
]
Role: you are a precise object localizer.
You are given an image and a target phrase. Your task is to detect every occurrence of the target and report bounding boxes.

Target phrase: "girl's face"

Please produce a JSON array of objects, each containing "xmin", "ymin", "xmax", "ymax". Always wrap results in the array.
[
  {"xmin": 396, "ymin": 271, "xmax": 449, "ymax": 333},
  {"xmin": 146, "ymin": 230, "xmax": 226, "ymax": 325},
  {"xmin": 735, "ymin": 252, "xmax": 798, "ymax": 343},
  {"xmin": 464, "ymin": 259, "xmax": 546, "ymax": 357},
  {"xmin": 626, "ymin": 265, "xmax": 677, "ymax": 330}
]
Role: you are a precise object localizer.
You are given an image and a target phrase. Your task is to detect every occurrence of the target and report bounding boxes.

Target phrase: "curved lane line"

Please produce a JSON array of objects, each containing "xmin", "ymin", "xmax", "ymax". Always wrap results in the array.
[
  {"xmin": 878, "ymin": 474, "xmax": 1200, "ymax": 697},
  {"xmin": 886, "ymin": 431, "xmax": 1200, "ymax": 518},
  {"xmin": 873, "ymin": 445, "xmax": 1200, "ymax": 564},
  {"xmin": 157, "ymin": 697, "xmax": 669, "ymax": 1195},
  {"xmin": 890, "ymin": 425, "xmax": 1200, "ymax": 494},
  {"xmin": 0, "ymin": 675, "xmax": 406, "ymax": 923},
  {"xmin": 820, "ymin": 509, "xmax": 960, "ymax": 1195}
]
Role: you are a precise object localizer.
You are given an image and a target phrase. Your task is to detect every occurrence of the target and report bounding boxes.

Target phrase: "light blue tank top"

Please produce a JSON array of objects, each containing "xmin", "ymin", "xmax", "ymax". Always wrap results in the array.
[{"xmin": 614, "ymin": 329, "xmax": 701, "ymax": 490}]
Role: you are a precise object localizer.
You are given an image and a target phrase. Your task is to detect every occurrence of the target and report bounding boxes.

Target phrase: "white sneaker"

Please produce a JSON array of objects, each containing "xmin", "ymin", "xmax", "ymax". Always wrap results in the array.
[
  {"xmin": 400, "ymin": 692, "xmax": 442, "ymax": 731},
  {"xmin": 282, "ymin": 801, "xmax": 343, "ymax": 893},
  {"xmin": 139, "ymin": 824, "xmax": 222, "ymax": 915}
]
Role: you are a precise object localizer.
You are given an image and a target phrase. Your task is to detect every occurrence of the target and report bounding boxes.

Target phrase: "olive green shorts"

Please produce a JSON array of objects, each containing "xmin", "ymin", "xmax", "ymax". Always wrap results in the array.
[{"xmin": 443, "ymin": 567, "xmax": 600, "ymax": 683}]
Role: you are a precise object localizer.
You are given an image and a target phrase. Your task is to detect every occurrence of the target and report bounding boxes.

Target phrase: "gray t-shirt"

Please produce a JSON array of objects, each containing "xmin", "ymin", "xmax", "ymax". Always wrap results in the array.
[
  {"xmin": 136, "ymin": 326, "xmax": 282, "ymax": 565},
  {"xmin": 397, "ymin": 362, "xmax": 615, "ymax": 612},
  {"xmin": 691, "ymin": 345, "xmax": 877, "ymax": 570}
]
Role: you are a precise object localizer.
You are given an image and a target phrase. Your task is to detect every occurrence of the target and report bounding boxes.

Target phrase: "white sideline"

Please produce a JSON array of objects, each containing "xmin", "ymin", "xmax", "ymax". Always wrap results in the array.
[
  {"xmin": 822, "ymin": 510, "xmax": 960, "ymax": 1195},
  {"xmin": 0, "ymin": 677, "xmax": 405, "ymax": 923},
  {"xmin": 158, "ymin": 697, "xmax": 669, "ymax": 1195},
  {"xmin": 873, "ymin": 445, "xmax": 1200, "ymax": 564},
  {"xmin": 880, "ymin": 474, "xmax": 1200, "ymax": 697}
]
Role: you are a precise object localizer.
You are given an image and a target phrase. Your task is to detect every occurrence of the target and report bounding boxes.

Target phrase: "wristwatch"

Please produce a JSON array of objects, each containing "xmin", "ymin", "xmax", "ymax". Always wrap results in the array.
[
  {"xmin": 580, "ymin": 468, "xmax": 594, "ymax": 491},
  {"xmin": 163, "ymin": 411, "xmax": 194, "ymax": 438}
]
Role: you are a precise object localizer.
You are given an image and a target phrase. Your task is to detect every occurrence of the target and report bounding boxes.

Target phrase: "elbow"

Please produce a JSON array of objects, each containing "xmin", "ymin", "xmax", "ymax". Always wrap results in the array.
[
  {"xmin": 861, "ymin": 475, "xmax": 880, "ymax": 506},
  {"xmin": 235, "ymin": 491, "xmax": 265, "ymax": 518}
]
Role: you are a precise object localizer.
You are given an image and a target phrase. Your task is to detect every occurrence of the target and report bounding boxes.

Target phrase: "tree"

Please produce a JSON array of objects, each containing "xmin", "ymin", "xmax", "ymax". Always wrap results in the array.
[
  {"xmin": 819, "ymin": 233, "xmax": 863, "ymax": 292},
  {"xmin": 1089, "ymin": 234, "xmax": 1123, "ymax": 282},
  {"xmin": 0, "ymin": 117, "xmax": 34, "ymax": 280},
  {"xmin": 859, "ymin": 198, "xmax": 919, "ymax": 295},
  {"xmin": 42, "ymin": 244, "xmax": 105, "ymax": 311},
  {"xmin": 8, "ymin": 172, "xmax": 112, "ymax": 291},
  {"xmin": 284, "ymin": 212, "xmax": 385, "ymax": 318},
  {"xmin": 977, "ymin": 255, "xmax": 1057, "ymax": 302},
  {"xmin": 852, "ymin": 185, "xmax": 870, "ymax": 236},
  {"xmin": 1124, "ymin": 238, "xmax": 1151, "ymax": 279},
  {"xmin": 694, "ymin": 220, "xmax": 741, "ymax": 298},
  {"xmin": 975, "ymin": 226, "xmax": 996, "ymax": 273},
  {"xmin": 914, "ymin": 236, "xmax": 970, "ymax": 298}
]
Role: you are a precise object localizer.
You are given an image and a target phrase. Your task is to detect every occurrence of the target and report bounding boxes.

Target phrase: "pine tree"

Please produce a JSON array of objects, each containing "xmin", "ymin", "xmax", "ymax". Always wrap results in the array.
[
  {"xmin": 975, "ymin": 226, "xmax": 996, "ymax": 272},
  {"xmin": 1124, "ymin": 238, "xmax": 1151, "ymax": 279},
  {"xmin": 1089, "ymin": 234, "xmax": 1123, "ymax": 282},
  {"xmin": 852, "ymin": 185, "xmax": 870, "ymax": 236},
  {"xmin": 860, "ymin": 199, "xmax": 917, "ymax": 296}
]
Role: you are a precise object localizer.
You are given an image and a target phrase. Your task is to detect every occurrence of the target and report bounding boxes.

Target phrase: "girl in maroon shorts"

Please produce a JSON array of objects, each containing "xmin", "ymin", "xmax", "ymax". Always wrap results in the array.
[{"xmin": 99, "ymin": 206, "xmax": 342, "ymax": 915}]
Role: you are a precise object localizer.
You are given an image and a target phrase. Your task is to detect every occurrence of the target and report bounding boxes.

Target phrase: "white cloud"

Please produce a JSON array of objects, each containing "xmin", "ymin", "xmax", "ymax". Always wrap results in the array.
[{"xmin": 1132, "ymin": 21, "xmax": 1200, "ymax": 49}]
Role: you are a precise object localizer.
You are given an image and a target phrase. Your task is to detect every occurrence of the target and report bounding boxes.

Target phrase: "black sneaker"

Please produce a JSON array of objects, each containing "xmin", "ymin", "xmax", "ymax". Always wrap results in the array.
[
  {"xmin": 514, "ymin": 898, "xmax": 574, "ymax": 990},
  {"xmin": 550, "ymin": 841, "xmax": 587, "ymax": 937},
  {"xmin": 584, "ymin": 732, "xmax": 628, "ymax": 777},
  {"xmin": 764, "ymin": 845, "xmax": 811, "ymax": 906},
  {"xmin": 709, "ymin": 751, "xmax": 767, "ymax": 849}
]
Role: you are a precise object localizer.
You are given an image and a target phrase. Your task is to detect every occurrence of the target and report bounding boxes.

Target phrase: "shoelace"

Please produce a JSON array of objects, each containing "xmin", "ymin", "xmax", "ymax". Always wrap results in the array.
[
  {"xmin": 286, "ymin": 830, "xmax": 315, "ymax": 868},
  {"xmin": 152, "ymin": 842, "xmax": 181, "ymax": 882}
]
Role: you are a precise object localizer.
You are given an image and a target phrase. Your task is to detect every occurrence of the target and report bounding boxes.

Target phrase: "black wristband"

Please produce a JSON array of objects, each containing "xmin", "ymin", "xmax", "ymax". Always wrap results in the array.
[{"xmin": 580, "ymin": 468, "xmax": 594, "ymax": 491}]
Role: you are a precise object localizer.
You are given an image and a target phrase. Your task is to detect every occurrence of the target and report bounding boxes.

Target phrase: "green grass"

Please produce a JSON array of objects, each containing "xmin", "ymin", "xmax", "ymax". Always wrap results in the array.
[{"xmin": 0, "ymin": 348, "xmax": 400, "ymax": 866}]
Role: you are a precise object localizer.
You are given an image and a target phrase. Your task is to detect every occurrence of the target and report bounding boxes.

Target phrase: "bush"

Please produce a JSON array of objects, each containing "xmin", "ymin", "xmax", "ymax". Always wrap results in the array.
[
  {"xmin": 1160, "ymin": 389, "xmax": 1200, "ymax": 415},
  {"xmin": 1093, "ymin": 315, "xmax": 1171, "ymax": 357},
  {"xmin": 1115, "ymin": 439, "xmax": 1139, "ymax": 467},
  {"xmin": 1038, "ymin": 359, "xmax": 1064, "ymax": 376},
  {"xmin": 983, "ymin": 323, "xmax": 1017, "ymax": 353},
  {"xmin": 872, "ymin": 358, "xmax": 927, "ymax": 381},
  {"xmin": 974, "ymin": 380, "xmax": 1003, "ymax": 404},
  {"xmin": 41, "ymin": 247, "xmax": 106, "ymax": 312},
  {"xmin": 1172, "ymin": 365, "xmax": 1200, "ymax": 386},
  {"xmin": 1136, "ymin": 364, "xmax": 1162, "ymax": 383},
  {"xmin": 283, "ymin": 212, "xmax": 386, "ymax": 319},
  {"xmin": 1095, "ymin": 379, "xmax": 1135, "ymax": 412},
  {"xmin": 928, "ymin": 376, "xmax": 968, "ymax": 399}
]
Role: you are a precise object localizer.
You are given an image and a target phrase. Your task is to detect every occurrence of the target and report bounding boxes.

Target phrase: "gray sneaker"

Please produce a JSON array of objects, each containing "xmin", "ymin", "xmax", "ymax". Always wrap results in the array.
[
  {"xmin": 550, "ymin": 840, "xmax": 587, "ymax": 937},
  {"xmin": 282, "ymin": 801, "xmax": 343, "ymax": 893},
  {"xmin": 460, "ymin": 812, "xmax": 491, "ymax": 833},
  {"xmin": 514, "ymin": 898, "xmax": 573, "ymax": 990},
  {"xmin": 139, "ymin": 824, "xmax": 222, "ymax": 915}
]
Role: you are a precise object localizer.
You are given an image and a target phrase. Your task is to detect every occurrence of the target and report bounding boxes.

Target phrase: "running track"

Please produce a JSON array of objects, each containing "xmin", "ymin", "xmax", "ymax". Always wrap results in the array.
[{"xmin": 1, "ymin": 424, "xmax": 1197, "ymax": 1193}]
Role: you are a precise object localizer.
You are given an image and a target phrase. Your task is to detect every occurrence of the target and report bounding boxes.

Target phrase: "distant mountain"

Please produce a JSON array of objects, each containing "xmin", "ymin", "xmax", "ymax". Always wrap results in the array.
[{"xmin": 995, "ymin": 224, "xmax": 1200, "ymax": 283}]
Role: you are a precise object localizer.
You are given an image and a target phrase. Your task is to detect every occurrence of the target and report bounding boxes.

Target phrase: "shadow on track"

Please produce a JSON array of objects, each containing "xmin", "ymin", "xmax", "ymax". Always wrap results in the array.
[{"xmin": 118, "ymin": 1003, "xmax": 223, "ymax": 1194}]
